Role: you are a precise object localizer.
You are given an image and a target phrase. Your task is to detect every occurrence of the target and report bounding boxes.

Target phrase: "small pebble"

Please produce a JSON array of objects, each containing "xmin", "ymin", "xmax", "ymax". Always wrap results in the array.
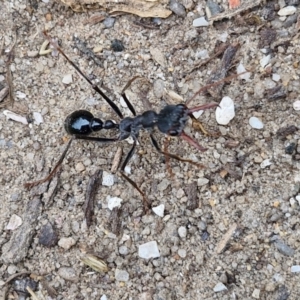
[
  {"xmin": 197, "ymin": 177, "xmax": 209, "ymax": 186},
  {"xmin": 103, "ymin": 17, "xmax": 115, "ymax": 28},
  {"xmin": 119, "ymin": 246, "xmax": 128, "ymax": 255},
  {"xmin": 206, "ymin": 0, "xmax": 223, "ymax": 17},
  {"xmin": 100, "ymin": 295, "xmax": 108, "ymax": 300},
  {"xmin": 272, "ymin": 73, "xmax": 281, "ymax": 81},
  {"xmin": 58, "ymin": 237, "xmax": 76, "ymax": 250},
  {"xmin": 62, "ymin": 74, "xmax": 73, "ymax": 84},
  {"xmin": 115, "ymin": 269, "xmax": 129, "ymax": 281},
  {"xmin": 252, "ymin": 289, "xmax": 260, "ymax": 299},
  {"xmin": 107, "ymin": 196, "xmax": 123, "ymax": 210},
  {"xmin": 260, "ymin": 159, "xmax": 272, "ymax": 169},
  {"xmin": 39, "ymin": 223, "xmax": 58, "ymax": 247},
  {"xmin": 124, "ymin": 166, "xmax": 131, "ymax": 174},
  {"xmin": 153, "ymin": 79, "xmax": 165, "ymax": 98},
  {"xmin": 291, "ymin": 265, "xmax": 300, "ymax": 273},
  {"xmin": 260, "ymin": 54, "xmax": 271, "ymax": 68},
  {"xmin": 6, "ymin": 214, "xmax": 22, "ymax": 230},
  {"xmin": 3, "ymin": 110, "xmax": 28, "ymax": 125},
  {"xmin": 237, "ymin": 63, "xmax": 251, "ymax": 81},
  {"xmin": 75, "ymin": 162, "xmax": 85, "ymax": 172},
  {"xmin": 33, "ymin": 112, "xmax": 44, "ymax": 125},
  {"xmin": 283, "ymin": 14, "xmax": 298, "ymax": 27},
  {"xmin": 193, "ymin": 17, "xmax": 209, "ymax": 27},
  {"xmin": 157, "ymin": 179, "xmax": 170, "ymax": 191},
  {"xmin": 293, "ymin": 100, "xmax": 300, "ymax": 110},
  {"xmin": 285, "ymin": 143, "xmax": 296, "ymax": 154},
  {"xmin": 192, "ymin": 110, "xmax": 203, "ymax": 119},
  {"xmin": 102, "ymin": 171, "xmax": 114, "ymax": 186},
  {"xmin": 249, "ymin": 117, "xmax": 264, "ymax": 129},
  {"xmin": 152, "ymin": 204, "xmax": 165, "ymax": 217},
  {"xmin": 138, "ymin": 241, "xmax": 160, "ymax": 259},
  {"xmin": 7, "ymin": 265, "xmax": 19, "ymax": 275},
  {"xmin": 216, "ymin": 96, "xmax": 235, "ymax": 125},
  {"xmin": 178, "ymin": 249, "xmax": 187, "ymax": 258},
  {"xmin": 111, "ymin": 40, "xmax": 124, "ymax": 52},
  {"xmin": 16, "ymin": 91, "xmax": 26, "ymax": 99},
  {"xmin": 278, "ymin": 6, "xmax": 297, "ymax": 16},
  {"xmin": 196, "ymin": 49, "xmax": 209, "ymax": 59},
  {"xmin": 213, "ymin": 282, "xmax": 227, "ymax": 292},
  {"xmin": 27, "ymin": 50, "xmax": 39, "ymax": 57},
  {"xmin": 273, "ymin": 238, "xmax": 295, "ymax": 256},
  {"xmin": 169, "ymin": 0, "xmax": 186, "ymax": 17},
  {"xmin": 178, "ymin": 226, "xmax": 187, "ymax": 238},
  {"xmin": 58, "ymin": 267, "xmax": 78, "ymax": 282}
]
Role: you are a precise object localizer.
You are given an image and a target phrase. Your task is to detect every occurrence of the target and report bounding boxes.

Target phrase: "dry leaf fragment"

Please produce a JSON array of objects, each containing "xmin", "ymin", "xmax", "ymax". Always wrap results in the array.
[{"xmin": 81, "ymin": 253, "xmax": 108, "ymax": 272}]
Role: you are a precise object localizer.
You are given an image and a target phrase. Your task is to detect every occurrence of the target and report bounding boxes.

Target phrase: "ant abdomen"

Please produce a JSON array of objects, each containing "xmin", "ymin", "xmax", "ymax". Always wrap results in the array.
[
  {"xmin": 64, "ymin": 110, "xmax": 103, "ymax": 135},
  {"xmin": 64, "ymin": 110, "xmax": 118, "ymax": 135}
]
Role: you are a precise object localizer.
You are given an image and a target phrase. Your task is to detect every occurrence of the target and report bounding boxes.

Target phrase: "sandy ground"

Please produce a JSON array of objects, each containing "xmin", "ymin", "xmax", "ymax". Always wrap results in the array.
[{"xmin": 1, "ymin": 0, "xmax": 300, "ymax": 299}]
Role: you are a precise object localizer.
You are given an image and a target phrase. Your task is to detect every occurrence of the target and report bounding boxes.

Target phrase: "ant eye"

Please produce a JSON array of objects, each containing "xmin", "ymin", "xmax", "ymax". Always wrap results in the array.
[{"xmin": 169, "ymin": 129, "xmax": 179, "ymax": 136}]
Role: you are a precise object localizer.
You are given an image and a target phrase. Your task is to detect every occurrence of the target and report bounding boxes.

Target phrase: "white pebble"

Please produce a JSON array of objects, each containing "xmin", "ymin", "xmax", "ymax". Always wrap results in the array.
[
  {"xmin": 197, "ymin": 177, "xmax": 209, "ymax": 186},
  {"xmin": 138, "ymin": 241, "xmax": 160, "ymax": 259},
  {"xmin": 260, "ymin": 54, "xmax": 271, "ymax": 68},
  {"xmin": 107, "ymin": 196, "xmax": 123, "ymax": 210},
  {"xmin": 178, "ymin": 249, "xmax": 187, "ymax": 258},
  {"xmin": 237, "ymin": 63, "xmax": 251, "ymax": 81},
  {"xmin": 124, "ymin": 166, "xmax": 131, "ymax": 174},
  {"xmin": 249, "ymin": 117, "xmax": 264, "ymax": 129},
  {"xmin": 293, "ymin": 100, "xmax": 300, "ymax": 111},
  {"xmin": 196, "ymin": 49, "xmax": 209, "ymax": 59},
  {"xmin": 6, "ymin": 214, "xmax": 22, "ymax": 230},
  {"xmin": 295, "ymin": 195, "xmax": 300, "ymax": 205},
  {"xmin": 260, "ymin": 159, "xmax": 272, "ymax": 169},
  {"xmin": 33, "ymin": 112, "xmax": 44, "ymax": 125},
  {"xmin": 115, "ymin": 269, "xmax": 129, "ymax": 281},
  {"xmin": 215, "ymin": 96, "xmax": 235, "ymax": 125},
  {"xmin": 192, "ymin": 110, "xmax": 203, "ymax": 119},
  {"xmin": 278, "ymin": 6, "xmax": 296, "ymax": 16},
  {"xmin": 218, "ymin": 32, "xmax": 228, "ymax": 43},
  {"xmin": 3, "ymin": 110, "xmax": 28, "ymax": 125},
  {"xmin": 100, "ymin": 295, "xmax": 108, "ymax": 300},
  {"xmin": 272, "ymin": 73, "xmax": 281, "ymax": 81},
  {"xmin": 58, "ymin": 237, "xmax": 76, "ymax": 250},
  {"xmin": 119, "ymin": 96, "xmax": 128, "ymax": 108},
  {"xmin": 15, "ymin": 91, "xmax": 26, "ymax": 99},
  {"xmin": 252, "ymin": 289, "xmax": 260, "ymax": 299},
  {"xmin": 102, "ymin": 171, "xmax": 115, "ymax": 186},
  {"xmin": 152, "ymin": 204, "xmax": 165, "ymax": 217},
  {"xmin": 213, "ymin": 282, "xmax": 227, "ymax": 292},
  {"xmin": 102, "ymin": 171, "xmax": 114, "ymax": 186},
  {"xmin": 62, "ymin": 74, "xmax": 73, "ymax": 84},
  {"xmin": 291, "ymin": 265, "xmax": 300, "ymax": 273},
  {"xmin": 193, "ymin": 17, "xmax": 209, "ymax": 27},
  {"xmin": 178, "ymin": 226, "xmax": 187, "ymax": 238}
]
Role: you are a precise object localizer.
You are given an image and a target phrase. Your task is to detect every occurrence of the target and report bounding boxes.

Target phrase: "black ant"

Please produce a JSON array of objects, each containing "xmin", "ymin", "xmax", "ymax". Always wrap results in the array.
[{"xmin": 25, "ymin": 31, "xmax": 241, "ymax": 209}]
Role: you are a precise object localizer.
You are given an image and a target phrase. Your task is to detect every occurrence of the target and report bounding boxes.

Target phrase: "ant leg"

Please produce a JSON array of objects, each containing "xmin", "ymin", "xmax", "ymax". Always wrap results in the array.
[
  {"xmin": 120, "ymin": 76, "xmax": 152, "ymax": 115},
  {"xmin": 150, "ymin": 134, "xmax": 206, "ymax": 168},
  {"xmin": 74, "ymin": 135, "xmax": 118, "ymax": 143},
  {"xmin": 120, "ymin": 76, "xmax": 142, "ymax": 116},
  {"xmin": 25, "ymin": 137, "xmax": 74, "ymax": 188},
  {"xmin": 187, "ymin": 102, "xmax": 219, "ymax": 114},
  {"xmin": 43, "ymin": 31, "xmax": 124, "ymax": 119},
  {"xmin": 25, "ymin": 136, "xmax": 119, "ymax": 188},
  {"xmin": 118, "ymin": 140, "xmax": 151, "ymax": 210},
  {"xmin": 180, "ymin": 131, "xmax": 207, "ymax": 152},
  {"xmin": 163, "ymin": 137, "xmax": 175, "ymax": 177}
]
